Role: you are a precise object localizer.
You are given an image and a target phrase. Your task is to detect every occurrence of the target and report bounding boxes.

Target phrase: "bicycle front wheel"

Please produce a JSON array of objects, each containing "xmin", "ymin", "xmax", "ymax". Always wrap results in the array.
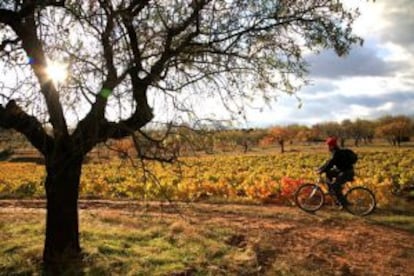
[
  {"xmin": 295, "ymin": 183, "xmax": 324, "ymax": 212},
  {"xmin": 344, "ymin": 186, "xmax": 376, "ymax": 216}
]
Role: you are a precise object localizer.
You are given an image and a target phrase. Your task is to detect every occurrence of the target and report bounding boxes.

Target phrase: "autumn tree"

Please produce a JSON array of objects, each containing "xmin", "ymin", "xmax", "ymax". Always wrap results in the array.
[
  {"xmin": 242, "ymin": 128, "xmax": 268, "ymax": 152},
  {"xmin": 296, "ymin": 126, "xmax": 321, "ymax": 144},
  {"xmin": 212, "ymin": 128, "xmax": 266, "ymax": 153},
  {"xmin": 261, "ymin": 126, "xmax": 293, "ymax": 153},
  {"xmin": 345, "ymin": 119, "xmax": 375, "ymax": 146},
  {"xmin": 160, "ymin": 124, "xmax": 213, "ymax": 156},
  {"xmin": 285, "ymin": 124, "xmax": 307, "ymax": 144},
  {"xmin": 0, "ymin": 0, "xmax": 364, "ymax": 265},
  {"xmin": 375, "ymin": 116, "xmax": 413, "ymax": 146}
]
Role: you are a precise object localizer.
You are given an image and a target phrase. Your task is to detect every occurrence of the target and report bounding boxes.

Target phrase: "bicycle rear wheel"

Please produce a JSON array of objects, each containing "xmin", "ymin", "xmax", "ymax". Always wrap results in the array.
[
  {"xmin": 344, "ymin": 186, "xmax": 376, "ymax": 216},
  {"xmin": 295, "ymin": 183, "xmax": 324, "ymax": 212}
]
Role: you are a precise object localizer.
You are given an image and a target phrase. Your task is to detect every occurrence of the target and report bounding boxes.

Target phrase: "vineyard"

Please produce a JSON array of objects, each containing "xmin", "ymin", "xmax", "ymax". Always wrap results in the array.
[{"xmin": 0, "ymin": 147, "xmax": 413, "ymax": 206}]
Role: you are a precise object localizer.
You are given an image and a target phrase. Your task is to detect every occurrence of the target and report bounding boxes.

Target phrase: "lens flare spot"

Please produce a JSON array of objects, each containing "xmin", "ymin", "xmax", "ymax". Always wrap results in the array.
[{"xmin": 46, "ymin": 60, "xmax": 68, "ymax": 84}]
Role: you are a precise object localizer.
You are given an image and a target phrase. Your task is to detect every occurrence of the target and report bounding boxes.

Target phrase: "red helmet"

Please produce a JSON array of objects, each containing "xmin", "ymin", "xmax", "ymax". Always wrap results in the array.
[{"xmin": 325, "ymin": 136, "xmax": 338, "ymax": 147}]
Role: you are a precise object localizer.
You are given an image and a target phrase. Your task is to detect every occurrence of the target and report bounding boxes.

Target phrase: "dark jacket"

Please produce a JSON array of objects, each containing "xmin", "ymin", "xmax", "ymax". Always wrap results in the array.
[{"xmin": 319, "ymin": 147, "xmax": 354, "ymax": 173}]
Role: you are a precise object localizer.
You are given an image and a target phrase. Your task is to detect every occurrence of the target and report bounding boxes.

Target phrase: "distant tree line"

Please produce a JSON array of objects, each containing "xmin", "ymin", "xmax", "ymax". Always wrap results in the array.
[
  {"xmin": 153, "ymin": 115, "xmax": 414, "ymax": 155},
  {"xmin": 1, "ymin": 115, "xmax": 413, "ymax": 157},
  {"xmin": 265, "ymin": 115, "xmax": 414, "ymax": 152}
]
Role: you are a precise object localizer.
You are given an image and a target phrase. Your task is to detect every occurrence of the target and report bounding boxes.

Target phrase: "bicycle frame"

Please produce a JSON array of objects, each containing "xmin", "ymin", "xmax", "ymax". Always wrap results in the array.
[
  {"xmin": 316, "ymin": 175, "xmax": 353, "ymax": 194},
  {"xmin": 315, "ymin": 176, "xmax": 333, "ymax": 195}
]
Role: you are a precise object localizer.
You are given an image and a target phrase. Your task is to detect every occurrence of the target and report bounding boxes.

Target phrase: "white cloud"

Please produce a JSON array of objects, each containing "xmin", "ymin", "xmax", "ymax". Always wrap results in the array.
[
  {"xmin": 343, "ymin": 0, "xmax": 387, "ymax": 37},
  {"xmin": 376, "ymin": 101, "xmax": 395, "ymax": 112}
]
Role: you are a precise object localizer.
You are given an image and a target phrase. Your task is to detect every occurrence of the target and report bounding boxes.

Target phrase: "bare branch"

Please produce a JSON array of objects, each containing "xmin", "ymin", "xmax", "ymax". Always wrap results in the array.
[
  {"xmin": 0, "ymin": 100, "xmax": 53, "ymax": 155},
  {"xmin": 0, "ymin": 37, "xmax": 20, "ymax": 51},
  {"xmin": 1, "ymin": 4, "xmax": 70, "ymax": 139},
  {"xmin": 0, "ymin": 9, "xmax": 17, "ymax": 26},
  {"xmin": 147, "ymin": 0, "xmax": 209, "ymax": 81}
]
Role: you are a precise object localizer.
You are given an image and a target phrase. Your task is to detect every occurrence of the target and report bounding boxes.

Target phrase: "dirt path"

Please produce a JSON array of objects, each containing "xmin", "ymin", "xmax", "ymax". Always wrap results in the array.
[{"xmin": 1, "ymin": 199, "xmax": 413, "ymax": 275}]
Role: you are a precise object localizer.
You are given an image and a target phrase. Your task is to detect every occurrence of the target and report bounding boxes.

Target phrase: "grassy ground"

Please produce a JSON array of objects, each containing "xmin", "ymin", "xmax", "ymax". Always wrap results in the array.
[{"xmin": 0, "ymin": 200, "xmax": 413, "ymax": 275}]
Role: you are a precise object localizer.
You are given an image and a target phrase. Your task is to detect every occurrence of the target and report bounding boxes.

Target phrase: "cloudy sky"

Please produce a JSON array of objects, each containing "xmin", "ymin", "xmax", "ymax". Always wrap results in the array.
[{"xmin": 243, "ymin": 0, "xmax": 414, "ymax": 127}]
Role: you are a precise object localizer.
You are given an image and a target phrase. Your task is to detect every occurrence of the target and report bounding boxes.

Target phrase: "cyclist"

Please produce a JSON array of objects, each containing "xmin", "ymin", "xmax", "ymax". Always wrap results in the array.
[{"xmin": 317, "ymin": 136, "xmax": 355, "ymax": 207}]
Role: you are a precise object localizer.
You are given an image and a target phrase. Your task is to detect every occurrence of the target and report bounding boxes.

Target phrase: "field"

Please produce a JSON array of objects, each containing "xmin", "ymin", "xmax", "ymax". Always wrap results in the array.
[
  {"xmin": 0, "ymin": 145, "xmax": 413, "ymax": 275},
  {"xmin": 0, "ymin": 146, "xmax": 413, "ymax": 205}
]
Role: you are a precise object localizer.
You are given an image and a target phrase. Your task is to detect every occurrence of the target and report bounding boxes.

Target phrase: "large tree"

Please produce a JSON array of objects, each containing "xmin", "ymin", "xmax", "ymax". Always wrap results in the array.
[{"xmin": 0, "ymin": 0, "xmax": 363, "ymax": 264}]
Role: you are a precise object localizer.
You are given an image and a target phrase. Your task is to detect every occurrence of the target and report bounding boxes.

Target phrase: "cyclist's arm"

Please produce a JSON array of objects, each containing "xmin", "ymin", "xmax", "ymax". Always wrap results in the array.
[
  {"xmin": 318, "ymin": 160, "xmax": 332, "ymax": 173},
  {"xmin": 318, "ymin": 153, "xmax": 337, "ymax": 173}
]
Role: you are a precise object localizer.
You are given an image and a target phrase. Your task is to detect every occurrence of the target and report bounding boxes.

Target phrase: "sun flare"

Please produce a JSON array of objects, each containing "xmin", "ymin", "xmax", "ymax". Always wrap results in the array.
[{"xmin": 46, "ymin": 60, "xmax": 68, "ymax": 84}]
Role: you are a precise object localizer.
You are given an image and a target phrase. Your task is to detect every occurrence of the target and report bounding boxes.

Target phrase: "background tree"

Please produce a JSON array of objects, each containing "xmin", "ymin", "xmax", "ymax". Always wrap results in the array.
[
  {"xmin": 212, "ymin": 130, "xmax": 241, "ymax": 152},
  {"xmin": 243, "ymin": 128, "xmax": 268, "ymax": 152},
  {"xmin": 284, "ymin": 124, "xmax": 303, "ymax": 145},
  {"xmin": 349, "ymin": 119, "xmax": 375, "ymax": 146},
  {"xmin": 341, "ymin": 119, "xmax": 353, "ymax": 145},
  {"xmin": 297, "ymin": 126, "xmax": 321, "ymax": 144},
  {"xmin": 211, "ymin": 128, "xmax": 266, "ymax": 153},
  {"xmin": 0, "ymin": 0, "xmax": 364, "ymax": 265},
  {"xmin": 261, "ymin": 126, "xmax": 293, "ymax": 153},
  {"xmin": 313, "ymin": 121, "xmax": 347, "ymax": 146},
  {"xmin": 375, "ymin": 115, "xmax": 413, "ymax": 146}
]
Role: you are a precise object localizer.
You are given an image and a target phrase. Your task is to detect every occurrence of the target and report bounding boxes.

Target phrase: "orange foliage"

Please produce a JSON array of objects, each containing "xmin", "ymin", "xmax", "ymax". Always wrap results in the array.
[
  {"xmin": 112, "ymin": 138, "xmax": 135, "ymax": 157},
  {"xmin": 279, "ymin": 177, "xmax": 304, "ymax": 203},
  {"xmin": 260, "ymin": 127, "xmax": 292, "ymax": 146}
]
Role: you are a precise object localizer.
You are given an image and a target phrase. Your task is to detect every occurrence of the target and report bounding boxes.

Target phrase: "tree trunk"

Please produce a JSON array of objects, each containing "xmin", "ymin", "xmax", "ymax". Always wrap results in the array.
[
  {"xmin": 354, "ymin": 138, "xmax": 359, "ymax": 147},
  {"xmin": 243, "ymin": 141, "xmax": 249, "ymax": 153},
  {"xmin": 279, "ymin": 140, "xmax": 285, "ymax": 153},
  {"xmin": 43, "ymin": 153, "xmax": 83, "ymax": 265},
  {"xmin": 340, "ymin": 138, "xmax": 345, "ymax": 148}
]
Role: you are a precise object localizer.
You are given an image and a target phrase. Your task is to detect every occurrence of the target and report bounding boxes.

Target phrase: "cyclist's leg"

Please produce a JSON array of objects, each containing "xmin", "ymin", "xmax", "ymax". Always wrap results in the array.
[
  {"xmin": 333, "ymin": 170, "xmax": 354, "ymax": 206},
  {"xmin": 326, "ymin": 169, "xmax": 339, "ymax": 196},
  {"xmin": 332, "ymin": 173, "xmax": 348, "ymax": 206}
]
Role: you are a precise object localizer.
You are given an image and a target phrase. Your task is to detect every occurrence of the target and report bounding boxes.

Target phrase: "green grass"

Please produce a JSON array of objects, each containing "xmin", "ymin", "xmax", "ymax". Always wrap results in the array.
[
  {"xmin": 376, "ymin": 215, "xmax": 414, "ymax": 232},
  {"xmin": 0, "ymin": 213, "xmax": 44, "ymax": 275},
  {"xmin": 368, "ymin": 208, "xmax": 414, "ymax": 233},
  {"xmin": 0, "ymin": 210, "xmax": 243, "ymax": 275}
]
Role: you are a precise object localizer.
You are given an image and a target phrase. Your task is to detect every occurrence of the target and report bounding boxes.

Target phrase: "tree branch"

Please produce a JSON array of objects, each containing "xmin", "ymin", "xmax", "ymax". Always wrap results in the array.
[
  {"xmin": 0, "ymin": 9, "xmax": 17, "ymax": 26},
  {"xmin": 0, "ymin": 37, "xmax": 20, "ymax": 52},
  {"xmin": 2, "ymin": 3, "xmax": 69, "ymax": 139},
  {"xmin": 121, "ymin": 12, "xmax": 143, "ymax": 72},
  {"xmin": 0, "ymin": 100, "xmax": 53, "ymax": 155},
  {"xmin": 146, "ymin": 0, "xmax": 208, "ymax": 82},
  {"xmin": 100, "ymin": 0, "xmax": 117, "ymax": 86}
]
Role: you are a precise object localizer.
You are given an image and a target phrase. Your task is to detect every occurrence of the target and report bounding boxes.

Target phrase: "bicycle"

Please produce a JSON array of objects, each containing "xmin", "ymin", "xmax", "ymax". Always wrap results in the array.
[{"xmin": 294, "ymin": 175, "xmax": 376, "ymax": 216}]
